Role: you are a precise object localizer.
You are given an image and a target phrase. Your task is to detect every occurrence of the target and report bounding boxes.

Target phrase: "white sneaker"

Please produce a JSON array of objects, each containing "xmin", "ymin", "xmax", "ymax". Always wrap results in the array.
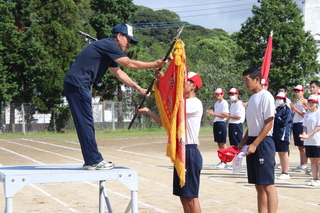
[
  {"xmin": 305, "ymin": 170, "xmax": 312, "ymax": 176},
  {"xmin": 293, "ymin": 165, "xmax": 308, "ymax": 172},
  {"xmin": 307, "ymin": 179, "xmax": 320, "ymax": 186},
  {"xmin": 215, "ymin": 162, "xmax": 227, "ymax": 169},
  {"xmin": 276, "ymin": 163, "xmax": 281, "ymax": 169},
  {"xmin": 84, "ymin": 161, "xmax": 115, "ymax": 170},
  {"xmin": 276, "ymin": 173, "xmax": 290, "ymax": 180}
]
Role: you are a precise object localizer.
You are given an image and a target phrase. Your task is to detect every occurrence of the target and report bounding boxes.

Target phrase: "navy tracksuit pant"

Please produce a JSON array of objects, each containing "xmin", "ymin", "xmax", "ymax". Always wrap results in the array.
[{"xmin": 63, "ymin": 81, "xmax": 103, "ymax": 165}]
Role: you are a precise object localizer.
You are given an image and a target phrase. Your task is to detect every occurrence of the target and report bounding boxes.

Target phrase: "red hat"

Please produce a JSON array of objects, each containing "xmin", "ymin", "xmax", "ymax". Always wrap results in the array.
[
  {"xmin": 187, "ymin": 72, "xmax": 202, "ymax": 89},
  {"xmin": 228, "ymin": 88, "xmax": 239, "ymax": 94},
  {"xmin": 217, "ymin": 146, "xmax": 241, "ymax": 163},
  {"xmin": 293, "ymin": 85, "xmax": 304, "ymax": 91},
  {"xmin": 275, "ymin": 92, "xmax": 286, "ymax": 99},
  {"xmin": 214, "ymin": 88, "xmax": 224, "ymax": 94},
  {"xmin": 261, "ymin": 79, "xmax": 269, "ymax": 86},
  {"xmin": 308, "ymin": 94, "xmax": 318, "ymax": 103}
]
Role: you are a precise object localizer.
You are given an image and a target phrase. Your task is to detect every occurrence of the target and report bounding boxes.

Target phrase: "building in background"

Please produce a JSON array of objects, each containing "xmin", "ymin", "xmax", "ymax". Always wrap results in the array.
[{"xmin": 303, "ymin": 0, "xmax": 320, "ymax": 62}]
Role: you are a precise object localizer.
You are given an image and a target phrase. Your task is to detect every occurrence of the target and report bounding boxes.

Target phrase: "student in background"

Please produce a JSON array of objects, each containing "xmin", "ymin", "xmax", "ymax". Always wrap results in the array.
[
  {"xmin": 273, "ymin": 92, "xmax": 292, "ymax": 180},
  {"xmin": 300, "ymin": 95, "xmax": 320, "ymax": 186},
  {"xmin": 290, "ymin": 85, "xmax": 308, "ymax": 172},
  {"xmin": 222, "ymin": 88, "xmax": 245, "ymax": 146},
  {"xmin": 206, "ymin": 88, "xmax": 229, "ymax": 169}
]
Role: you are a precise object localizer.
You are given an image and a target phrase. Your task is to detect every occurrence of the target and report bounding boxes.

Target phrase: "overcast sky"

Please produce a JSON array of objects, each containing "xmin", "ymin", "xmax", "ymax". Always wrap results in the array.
[{"xmin": 132, "ymin": 0, "xmax": 304, "ymax": 34}]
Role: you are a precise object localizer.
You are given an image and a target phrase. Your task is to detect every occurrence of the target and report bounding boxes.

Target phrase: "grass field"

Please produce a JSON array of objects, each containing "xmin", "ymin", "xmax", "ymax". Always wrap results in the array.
[{"xmin": 0, "ymin": 129, "xmax": 320, "ymax": 212}]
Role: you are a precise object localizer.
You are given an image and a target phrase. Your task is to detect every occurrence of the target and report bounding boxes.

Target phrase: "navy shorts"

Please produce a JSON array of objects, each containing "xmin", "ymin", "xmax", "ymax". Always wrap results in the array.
[
  {"xmin": 246, "ymin": 136, "xmax": 276, "ymax": 185},
  {"xmin": 213, "ymin": 122, "xmax": 227, "ymax": 143},
  {"xmin": 274, "ymin": 140, "xmax": 290, "ymax": 152},
  {"xmin": 305, "ymin": 146, "xmax": 320, "ymax": 158},
  {"xmin": 228, "ymin": 123, "xmax": 243, "ymax": 146},
  {"xmin": 173, "ymin": 144, "xmax": 203, "ymax": 198},
  {"xmin": 293, "ymin": 123, "xmax": 304, "ymax": 146}
]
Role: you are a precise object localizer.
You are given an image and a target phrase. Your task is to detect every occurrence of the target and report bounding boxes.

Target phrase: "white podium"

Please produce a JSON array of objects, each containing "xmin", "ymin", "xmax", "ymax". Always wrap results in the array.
[{"xmin": 0, "ymin": 164, "xmax": 138, "ymax": 213}]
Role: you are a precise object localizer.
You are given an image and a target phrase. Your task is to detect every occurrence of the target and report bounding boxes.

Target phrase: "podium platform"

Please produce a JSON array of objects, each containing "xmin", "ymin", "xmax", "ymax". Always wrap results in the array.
[{"xmin": 0, "ymin": 164, "xmax": 138, "ymax": 213}]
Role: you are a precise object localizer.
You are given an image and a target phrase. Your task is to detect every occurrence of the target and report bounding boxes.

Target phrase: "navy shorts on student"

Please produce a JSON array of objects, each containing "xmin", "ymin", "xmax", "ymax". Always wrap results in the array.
[
  {"xmin": 306, "ymin": 146, "xmax": 320, "ymax": 158},
  {"xmin": 213, "ymin": 121, "xmax": 226, "ymax": 143},
  {"xmin": 246, "ymin": 136, "xmax": 275, "ymax": 185},
  {"xmin": 228, "ymin": 123, "xmax": 243, "ymax": 146},
  {"xmin": 293, "ymin": 123, "xmax": 304, "ymax": 146},
  {"xmin": 173, "ymin": 144, "xmax": 203, "ymax": 198},
  {"xmin": 274, "ymin": 140, "xmax": 290, "ymax": 152}
]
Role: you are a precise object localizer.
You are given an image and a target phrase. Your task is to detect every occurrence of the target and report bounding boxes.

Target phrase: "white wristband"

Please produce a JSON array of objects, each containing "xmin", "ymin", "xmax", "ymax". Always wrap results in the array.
[{"xmin": 136, "ymin": 85, "xmax": 141, "ymax": 90}]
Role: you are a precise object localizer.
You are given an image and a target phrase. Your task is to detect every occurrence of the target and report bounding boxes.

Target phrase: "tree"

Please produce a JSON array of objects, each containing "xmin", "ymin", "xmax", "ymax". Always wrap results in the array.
[
  {"xmin": 89, "ymin": 0, "xmax": 138, "ymax": 39},
  {"xmin": 237, "ymin": 0, "xmax": 320, "ymax": 93}
]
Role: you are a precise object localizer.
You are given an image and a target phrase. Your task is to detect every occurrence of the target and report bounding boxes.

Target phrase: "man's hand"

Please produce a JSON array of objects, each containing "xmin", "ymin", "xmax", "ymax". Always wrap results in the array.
[
  {"xmin": 154, "ymin": 58, "xmax": 168, "ymax": 69},
  {"xmin": 135, "ymin": 106, "xmax": 149, "ymax": 115},
  {"xmin": 245, "ymin": 143, "xmax": 257, "ymax": 156},
  {"xmin": 221, "ymin": 112, "xmax": 229, "ymax": 118},
  {"xmin": 299, "ymin": 132, "xmax": 309, "ymax": 141},
  {"xmin": 206, "ymin": 109, "xmax": 214, "ymax": 117},
  {"xmin": 155, "ymin": 69, "xmax": 164, "ymax": 79},
  {"xmin": 137, "ymin": 87, "xmax": 150, "ymax": 98}
]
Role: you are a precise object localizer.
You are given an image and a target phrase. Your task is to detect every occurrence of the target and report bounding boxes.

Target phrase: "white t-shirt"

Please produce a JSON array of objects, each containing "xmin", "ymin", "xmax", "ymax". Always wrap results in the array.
[
  {"xmin": 229, "ymin": 100, "xmax": 246, "ymax": 124},
  {"xmin": 246, "ymin": 90, "xmax": 275, "ymax": 137},
  {"xmin": 186, "ymin": 97, "xmax": 203, "ymax": 145},
  {"xmin": 292, "ymin": 101, "xmax": 306, "ymax": 123},
  {"xmin": 302, "ymin": 109, "xmax": 320, "ymax": 146},
  {"xmin": 213, "ymin": 99, "xmax": 229, "ymax": 122}
]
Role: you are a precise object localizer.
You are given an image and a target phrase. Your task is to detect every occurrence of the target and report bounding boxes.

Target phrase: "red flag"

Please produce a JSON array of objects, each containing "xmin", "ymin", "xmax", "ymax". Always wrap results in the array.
[
  {"xmin": 261, "ymin": 31, "xmax": 273, "ymax": 85},
  {"xmin": 154, "ymin": 39, "xmax": 187, "ymax": 187}
]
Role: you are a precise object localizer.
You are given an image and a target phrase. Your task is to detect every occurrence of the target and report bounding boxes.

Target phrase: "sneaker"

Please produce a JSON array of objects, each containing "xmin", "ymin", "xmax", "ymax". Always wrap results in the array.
[
  {"xmin": 84, "ymin": 161, "xmax": 115, "ymax": 170},
  {"xmin": 275, "ymin": 163, "xmax": 281, "ymax": 169},
  {"xmin": 293, "ymin": 165, "xmax": 308, "ymax": 172},
  {"xmin": 307, "ymin": 179, "xmax": 320, "ymax": 186},
  {"xmin": 215, "ymin": 162, "xmax": 227, "ymax": 169},
  {"xmin": 305, "ymin": 169, "xmax": 312, "ymax": 176},
  {"xmin": 276, "ymin": 173, "xmax": 290, "ymax": 180}
]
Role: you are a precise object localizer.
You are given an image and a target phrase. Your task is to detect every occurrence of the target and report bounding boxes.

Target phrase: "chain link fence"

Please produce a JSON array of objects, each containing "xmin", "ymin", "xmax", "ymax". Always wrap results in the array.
[{"xmin": 0, "ymin": 99, "xmax": 215, "ymax": 134}]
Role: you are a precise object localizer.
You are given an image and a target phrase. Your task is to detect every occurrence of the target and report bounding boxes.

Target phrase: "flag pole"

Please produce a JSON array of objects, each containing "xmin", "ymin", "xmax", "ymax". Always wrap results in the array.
[{"xmin": 128, "ymin": 25, "xmax": 185, "ymax": 130}]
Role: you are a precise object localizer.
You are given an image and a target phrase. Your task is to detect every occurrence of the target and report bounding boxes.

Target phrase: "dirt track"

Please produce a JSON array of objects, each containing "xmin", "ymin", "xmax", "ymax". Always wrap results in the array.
[{"xmin": 0, "ymin": 133, "xmax": 319, "ymax": 212}]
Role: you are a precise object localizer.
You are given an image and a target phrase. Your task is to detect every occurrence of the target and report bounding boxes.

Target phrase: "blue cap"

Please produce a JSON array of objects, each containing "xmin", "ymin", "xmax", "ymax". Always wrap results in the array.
[{"xmin": 112, "ymin": 23, "xmax": 138, "ymax": 44}]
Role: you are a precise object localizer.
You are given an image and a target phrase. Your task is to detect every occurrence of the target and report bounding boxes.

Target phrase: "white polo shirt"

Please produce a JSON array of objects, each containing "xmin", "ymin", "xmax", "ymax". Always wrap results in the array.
[
  {"xmin": 246, "ymin": 90, "xmax": 275, "ymax": 137},
  {"xmin": 229, "ymin": 100, "xmax": 245, "ymax": 124},
  {"xmin": 213, "ymin": 99, "xmax": 229, "ymax": 122},
  {"xmin": 303, "ymin": 109, "xmax": 320, "ymax": 146},
  {"xmin": 186, "ymin": 97, "xmax": 203, "ymax": 145}
]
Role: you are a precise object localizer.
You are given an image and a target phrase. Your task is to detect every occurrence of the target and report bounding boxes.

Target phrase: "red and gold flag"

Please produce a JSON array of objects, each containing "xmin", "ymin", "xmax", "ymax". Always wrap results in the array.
[
  {"xmin": 261, "ymin": 31, "xmax": 273, "ymax": 84},
  {"xmin": 154, "ymin": 39, "xmax": 187, "ymax": 187}
]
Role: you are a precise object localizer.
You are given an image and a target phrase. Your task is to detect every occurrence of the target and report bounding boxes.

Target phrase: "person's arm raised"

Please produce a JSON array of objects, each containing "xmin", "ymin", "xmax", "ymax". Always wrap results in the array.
[{"xmin": 115, "ymin": 57, "xmax": 167, "ymax": 70}]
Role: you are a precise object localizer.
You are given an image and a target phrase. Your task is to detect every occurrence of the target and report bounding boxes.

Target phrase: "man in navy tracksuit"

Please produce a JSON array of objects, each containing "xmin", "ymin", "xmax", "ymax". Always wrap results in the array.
[{"xmin": 64, "ymin": 23, "xmax": 167, "ymax": 170}]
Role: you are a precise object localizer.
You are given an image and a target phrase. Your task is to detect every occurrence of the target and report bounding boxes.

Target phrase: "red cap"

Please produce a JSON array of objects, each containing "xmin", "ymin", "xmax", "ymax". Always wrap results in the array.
[
  {"xmin": 308, "ymin": 95, "xmax": 318, "ymax": 103},
  {"xmin": 187, "ymin": 72, "xmax": 202, "ymax": 89},
  {"xmin": 228, "ymin": 88, "xmax": 239, "ymax": 94},
  {"xmin": 217, "ymin": 146, "xmax": 241, "ymax": 163},
  {"xmin": 261, "ymin": 79, "xmax": 269, "ymax": 86},
  {"xmin": 214, "ymin": 88, "xmax": 224, "ymax": 94},
  {"xmin": 293, "ymin": 85, "xmax": 304, "ymax": 91},
  {"xmin": 275, "ymin": 92, "xmax": 286, "ymax": 99}
]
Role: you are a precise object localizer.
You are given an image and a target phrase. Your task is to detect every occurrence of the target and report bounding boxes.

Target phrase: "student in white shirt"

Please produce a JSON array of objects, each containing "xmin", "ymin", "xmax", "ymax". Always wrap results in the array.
[
  {"xmin": 136, "ymin": 71, "xmax": 203, "ymax": 213},
  {"xmin": 290, "ymin": 85, "xmax": 307, "ymax": 172},
  {"xmin": 300, "ymin": 94, "xmax": 320, "ymax": 186},
  {"xmin": 222, "ymin": 88, "xmax": 245, "ymax": 146},
  {"xmin": 238, "ymin": 67, "xmax": 278, "ymax": 213},
  {"xmin": 206, "ymin": 88, "xmax": 229, "ymax": 169}
]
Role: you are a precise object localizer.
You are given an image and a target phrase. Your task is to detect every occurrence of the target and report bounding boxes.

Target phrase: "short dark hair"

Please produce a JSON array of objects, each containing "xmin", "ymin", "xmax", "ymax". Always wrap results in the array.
[
  {"xmin": 278, "ymin": 85, "xmax": 287, "ymax": 92},
  {"xmin": 242, "ymin": 67, "xmax": 261, "ymax": 81},
  {"xmin": 310, "ymin": 80, "xmax": 320, "ymax": 88}
]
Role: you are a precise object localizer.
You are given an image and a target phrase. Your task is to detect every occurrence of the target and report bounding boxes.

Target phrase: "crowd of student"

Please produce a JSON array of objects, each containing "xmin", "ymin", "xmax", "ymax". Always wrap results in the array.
[{"xmin": 207, "ymin": 78, "xmax": 320, "ymax": 187}]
